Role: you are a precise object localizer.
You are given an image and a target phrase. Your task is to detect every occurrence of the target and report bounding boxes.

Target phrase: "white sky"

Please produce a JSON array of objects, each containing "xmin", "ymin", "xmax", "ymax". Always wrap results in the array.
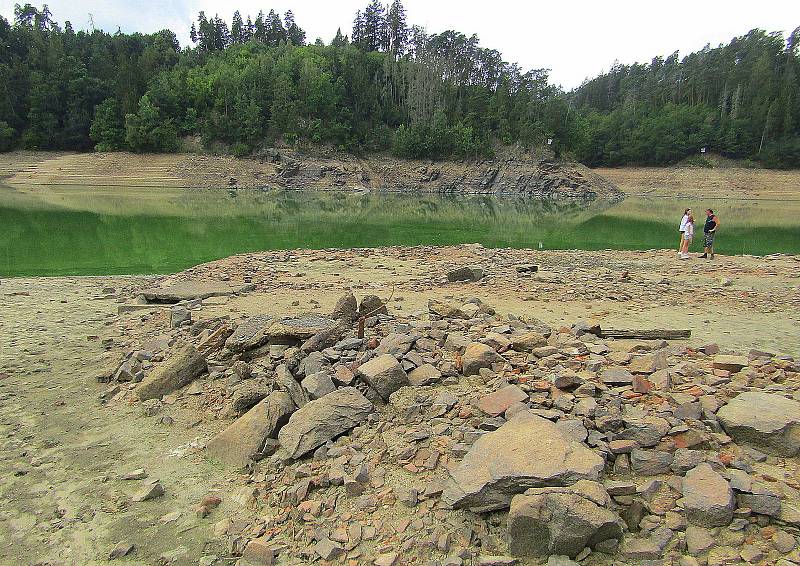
[{"xmin": 2, "ymin": 0, "xmax": 798, "ymax": 89}]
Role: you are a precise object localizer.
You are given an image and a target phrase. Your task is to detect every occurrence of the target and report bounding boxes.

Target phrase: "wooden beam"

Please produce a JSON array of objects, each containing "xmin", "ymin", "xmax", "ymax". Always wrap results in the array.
[{"xmin": 598, "ymin": 328, "xmax": 692, "ymax": 340}]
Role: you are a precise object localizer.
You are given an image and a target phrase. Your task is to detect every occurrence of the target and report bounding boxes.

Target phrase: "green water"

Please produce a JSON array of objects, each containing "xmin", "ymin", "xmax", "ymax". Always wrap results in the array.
[{"xmin": 1, "ymin": 185, "xmax": 799, "ymax": 276}]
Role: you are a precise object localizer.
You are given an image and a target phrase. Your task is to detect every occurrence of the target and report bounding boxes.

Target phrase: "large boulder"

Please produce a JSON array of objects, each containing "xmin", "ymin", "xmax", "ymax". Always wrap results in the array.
[
  {"xmin": 136, "ymin": 345, "xmax": 206, "ymax": 401},
  {"xmin": 682, "ymin": 463, "xmax": 735, "ymax": 527},
  {"xmin": 507, "ymin": 481, "xmax": 624, "ymax": 558},
  {"xmin": 441, "ymin": 411, "xmax": 605, "ymax": 512},
  {"xmin": 356, "ymin": 354, "xmax": 408, "ymax": 402},
  {"xmin": 717, "ymin": 392, "xmax": 800, "ymax": 457},
  {"xmin": 225, "ymin": 315, "xmax": 274, "ymax": 352},
  {"xmin": 205, "ymin": 391, "xmax": 295, "ymax": 468},
  {"xmin": 462, "ymin": 342, "xmax": 505, "ymax": 376},
  {"xmin": 276, "ymin": 387, "xmax": 374, "ymax": 460}
]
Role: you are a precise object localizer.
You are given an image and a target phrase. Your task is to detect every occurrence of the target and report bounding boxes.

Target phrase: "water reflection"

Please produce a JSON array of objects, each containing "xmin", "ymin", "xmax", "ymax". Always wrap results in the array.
[{"xmin": 1, "ymin": 185, "xmax": 798, "ymax": 276}]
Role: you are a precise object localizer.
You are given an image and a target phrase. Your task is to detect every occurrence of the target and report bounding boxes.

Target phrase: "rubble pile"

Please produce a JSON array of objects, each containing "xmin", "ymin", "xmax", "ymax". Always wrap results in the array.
[{"xmin": 101, "ymin": 284, "xmax": 800, "ymax": 566}]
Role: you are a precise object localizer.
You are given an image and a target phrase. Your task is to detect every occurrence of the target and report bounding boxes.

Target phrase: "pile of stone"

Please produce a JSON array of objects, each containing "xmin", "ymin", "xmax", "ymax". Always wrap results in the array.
[{"xmin": 104, "ymin": 287, "xmax": 800, "ymax": 566}]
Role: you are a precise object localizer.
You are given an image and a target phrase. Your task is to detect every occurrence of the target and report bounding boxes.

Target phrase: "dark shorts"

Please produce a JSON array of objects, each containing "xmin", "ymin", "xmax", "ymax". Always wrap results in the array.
[{"xmin": 704, "ymin": 232, "xmax": 715, "ymax": 247}]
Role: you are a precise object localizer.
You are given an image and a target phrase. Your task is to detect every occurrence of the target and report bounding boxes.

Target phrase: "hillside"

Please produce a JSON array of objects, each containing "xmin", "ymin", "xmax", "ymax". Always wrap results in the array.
[{"xmin": 1, "ymin": 150, "xmax": 621, "ymax": 199}]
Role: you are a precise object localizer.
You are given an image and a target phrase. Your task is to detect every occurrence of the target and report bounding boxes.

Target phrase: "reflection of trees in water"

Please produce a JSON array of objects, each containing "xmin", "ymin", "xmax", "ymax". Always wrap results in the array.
[{"xmin": 257, "ymin": 190, "xmax": 620, "ymax": 227}]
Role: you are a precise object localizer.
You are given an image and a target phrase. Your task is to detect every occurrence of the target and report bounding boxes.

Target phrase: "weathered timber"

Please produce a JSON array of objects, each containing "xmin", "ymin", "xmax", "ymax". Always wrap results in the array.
[{"xmin": 599, "ymin": 328, "xmax": 691, "ymax": 340}]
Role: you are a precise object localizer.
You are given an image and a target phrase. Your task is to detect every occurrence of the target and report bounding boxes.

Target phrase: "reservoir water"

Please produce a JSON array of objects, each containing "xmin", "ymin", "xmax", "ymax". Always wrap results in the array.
[{"xmin": 2, "ymin": 185, "xmax": 799, "ymax": 276}]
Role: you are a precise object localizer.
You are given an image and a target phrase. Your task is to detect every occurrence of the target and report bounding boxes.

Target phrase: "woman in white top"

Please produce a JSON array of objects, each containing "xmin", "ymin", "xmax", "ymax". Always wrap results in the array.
[
  {"xmin": 678, "ymin": 208, "xmax": 691, "ymax": 254},
  {"xmin": 680, "ymin": 215, "xmax": 694, "ymax": 259}
]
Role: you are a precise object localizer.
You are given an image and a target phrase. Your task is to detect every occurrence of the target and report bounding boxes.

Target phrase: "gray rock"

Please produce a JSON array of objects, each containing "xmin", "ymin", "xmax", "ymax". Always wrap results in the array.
[
  {"xmin": 301, "ymin": 371, "xmax": 336, "ymax": 400},
  {"xmin": 274, "ymin": 364, "xmax": 308, "ymax": 408},
  {"xmin": 737, "ymin": 492, "xmax": 781, "ymax": 517},
  {"xmin": 617, "ymin": 416, "xmax": 671, "ymax": 447},
  {"xmin": 225, "ymin": 315, "xmax": 274, "ymax": 352},
  {"xmin": 462, "ymin": 342, "xmax": 504, "ymax": 376},
  {"xmin": 717, "ymin": 392, "xmax": 800, "ymax": 457},
  {"xmin": 230, "ymin": 380, "xmax": 271, "ymax": 414},
  {"xmin": 330, "ymin": 291, "xmax": 357, "ymax": 322},
  {"xmin": 511, "ymin": 332, "xmax": 547, "ymax": 352},
  {"xmin": 600, "ymin": 367, "xmax": 634, "ymax": 386},
  {"xmin": 136, "ymin": 345, "xmax": 207, "ymax": 401},
  {"xmin": 355, "ymin": 354, "xmax": 408, "ymax": 402},
  {"xmin": 685, "ymin": 525, "xmax": 715, "ymax": 555},
  {"xmin": 447, "ymin": 266, "xmax": 485, "ymax": 282},
  {"xmin": 276, "ymin": 387, "xmax": 374, "ymax": 460},
  {"xmin": 408, "ymin": 363, "xmax": 442, "ymax": 386},
  {"xmin": 682, "ymin": 463, "xmax": 734, "ymax": 527},
  {"xmin": 268, "ymin": 314, "xmax": 338, "ymax": 341},
  {"xmin": 300, "ymin": 323, "xmax": 347, "ymax": 354},
  {"xmin": 358, "ymin": 295, "xmax": 388, "ymax": 317},
  {"xmin": 671, "ymin": 449, "xmax": 706, "ymax": 474},
  {"xmin": 507, "ymin": 481, "xmax": 624, "ymax": 558},
  {"xmin": 206, "ymin": 391, "xmax": 295, "ymax": 468},
  {"xmin": 441, "ymin": 411, "xmax": 604, "ymax": 512},
  {"xmin": 375, "ymin": 333, "xmax": 417, "ymax": 357},
  {"xmin": 631, "ymin": 449, "xmax": 673, "ymax": 476},
  {"xmin": 170, "ymin": 305, "xmax": 191, "ymax": 329}
]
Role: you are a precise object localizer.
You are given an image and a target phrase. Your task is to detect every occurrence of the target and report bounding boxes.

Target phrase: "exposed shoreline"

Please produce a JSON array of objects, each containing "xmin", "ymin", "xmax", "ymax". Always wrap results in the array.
[{"xmin": 2, "ymin": 244, "xmax": 799, "ymax": 564}]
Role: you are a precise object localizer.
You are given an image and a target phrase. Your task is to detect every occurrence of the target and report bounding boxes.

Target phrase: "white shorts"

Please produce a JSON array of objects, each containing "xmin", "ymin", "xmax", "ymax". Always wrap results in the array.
[{"xmin": 683, "ymin": 233, "xmax": 693, "ymax": 241}]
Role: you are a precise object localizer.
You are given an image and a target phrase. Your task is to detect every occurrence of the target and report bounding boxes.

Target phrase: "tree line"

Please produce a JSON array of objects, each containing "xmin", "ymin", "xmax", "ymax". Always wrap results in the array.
[{"xmin": 1, "ymin": 3, "xmax": 798, "ymax": 167}]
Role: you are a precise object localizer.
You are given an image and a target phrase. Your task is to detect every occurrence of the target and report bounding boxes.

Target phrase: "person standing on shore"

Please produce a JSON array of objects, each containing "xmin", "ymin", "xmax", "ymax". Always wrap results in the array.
[
  {"xmin": 680, "ymin": 214, "xmax": 694, "ymax": 259},
  {"xmin": 700, "ymin": 209, "xmax": 719, "ymax": 259},
  {"xmin": 678, "ymin": 208, "xmax": 691, "ymax": 254}
]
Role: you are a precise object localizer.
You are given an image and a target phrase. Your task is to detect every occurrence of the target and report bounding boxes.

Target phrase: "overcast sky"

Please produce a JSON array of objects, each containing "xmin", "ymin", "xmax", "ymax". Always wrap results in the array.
[{"xmin": 2, "ymin": 0, "xmax": 798, "ymax": 89}]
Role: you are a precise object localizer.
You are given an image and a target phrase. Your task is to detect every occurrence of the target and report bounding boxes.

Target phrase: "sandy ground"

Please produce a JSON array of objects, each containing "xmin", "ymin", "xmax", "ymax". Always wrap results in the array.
[
  {"xmin": 1, "ymin": 245, "xmax": 799, "ymax": 564},
  {"xmin": 595, "ymin": 166, "xmax": 800, "ymax": 201}
]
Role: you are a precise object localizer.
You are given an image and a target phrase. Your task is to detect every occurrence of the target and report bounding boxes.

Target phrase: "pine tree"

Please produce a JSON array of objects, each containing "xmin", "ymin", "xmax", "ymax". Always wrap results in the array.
[
  {"xmin": 265, "ymin": 10, "xmax": 286, "ymax": 46},
  {"xmin": 253, "ymin": 11, "xmax": 266, "ymax": 43},
  {"xmin": 352, "ymin": 10, "xmax": 365, "ymax": 47},
  {"xmin": 231, "ymin": 11, "xmax": 244, "ymax": 45},
  {"xmin": 332, "ymin": 28, "xmax": 348, "ymax": 48},
  {"xmin": 284, "ymin": 11, "xmax": 306, "ymax": 45},
  {"xmin": 362, "ymin": 0, "xmax": 388, "ymax": 52},
  {"xmin": 387, "ymin": 0, "xmax": 408, "ymax": 56}
]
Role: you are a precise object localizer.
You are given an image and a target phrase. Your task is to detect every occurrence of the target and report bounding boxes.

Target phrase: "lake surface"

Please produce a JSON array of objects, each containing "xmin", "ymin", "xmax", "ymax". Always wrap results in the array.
[{"xmin": 2, "ymin": 185, "xmax": 799, "ymax": 276}]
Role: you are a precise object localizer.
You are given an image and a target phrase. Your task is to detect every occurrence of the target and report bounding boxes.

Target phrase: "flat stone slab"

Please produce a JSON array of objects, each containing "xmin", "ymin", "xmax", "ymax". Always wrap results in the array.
[
  {"xmin": 717, "ymin": 391, "xmax": 800, "ymax": 456},
  {"xmin": 441, "ymin": 411, "xmax": 605, "ymax": 512},
  {"xmin": 477, "ymin": 385, "xmax": 529, "ymax": 417},
  {"xmin": 139, "ymin": 281, "xmax": 253, "ymax": 303},
  {"xmin": 225, "ymin": 315, "xmax": 275, "ymax": 352},
  {"xmin": 267, "ymin": 314, "xmax": 338, "ymax": 341},
  {"xmin": 712, "ymin": 355, "xmax": 749, "ymax": 373}
]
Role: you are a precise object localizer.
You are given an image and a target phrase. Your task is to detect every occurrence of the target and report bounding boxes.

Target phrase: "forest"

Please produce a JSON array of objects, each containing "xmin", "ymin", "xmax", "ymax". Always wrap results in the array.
[{"xmin": 1, "ymin": 2, "xmax": 799, "ymax": 167}]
